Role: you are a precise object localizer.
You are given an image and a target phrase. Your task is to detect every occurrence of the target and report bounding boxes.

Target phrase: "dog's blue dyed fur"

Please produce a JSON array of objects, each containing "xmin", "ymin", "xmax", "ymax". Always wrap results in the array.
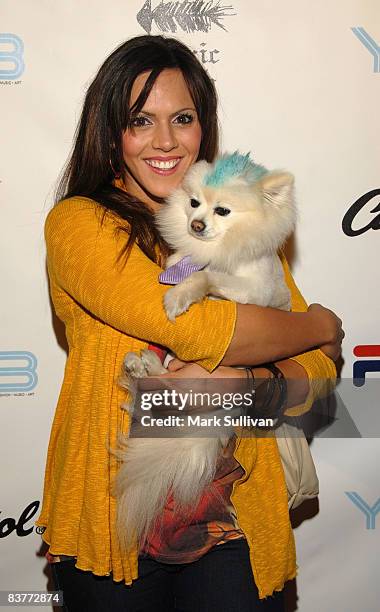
[{"xmin": 204, "ymin": 151, "xmax": 269, "ymax": 188}]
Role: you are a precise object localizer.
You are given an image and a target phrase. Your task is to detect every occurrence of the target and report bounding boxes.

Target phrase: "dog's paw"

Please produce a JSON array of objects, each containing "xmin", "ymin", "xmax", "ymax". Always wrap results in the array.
[
  {"xmin": 278, "ymin": 298, "xmax": 291, "ymax": 311},
  {"xmin": 271, "ymin": 286, "xmax": 291, "ymax": 311},
  {"xmin": 123, "ymin": 352, "xmax": 148, "ymax": 378},
  {"xmin": 140, "ymin": 349, "xmax": 167, "ymax": 375},
  {"xmin": 164, "ymin": 286, "xmax": 196, "ymax": 321},
  {"xmin": 278, "ymin": 292, "xmax": 292, "ymax": 312}
]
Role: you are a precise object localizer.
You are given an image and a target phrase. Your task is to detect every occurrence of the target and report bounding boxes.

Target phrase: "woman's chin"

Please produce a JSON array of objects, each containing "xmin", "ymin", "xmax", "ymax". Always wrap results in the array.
[{"xmin": 148, "ymin": 185, "xmax": 183, "ymax": 201}]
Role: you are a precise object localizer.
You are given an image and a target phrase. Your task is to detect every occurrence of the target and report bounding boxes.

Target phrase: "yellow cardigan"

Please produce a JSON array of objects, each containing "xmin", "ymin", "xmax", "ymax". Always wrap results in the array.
[{"xmin": 36, "ymin": 196, "xmax": 336, "ymax": 599}]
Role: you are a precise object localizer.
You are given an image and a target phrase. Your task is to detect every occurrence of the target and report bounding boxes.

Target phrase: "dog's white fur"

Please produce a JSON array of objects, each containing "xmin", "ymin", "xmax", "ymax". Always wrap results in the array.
[
  {"xmin": 157, "ymin": 161, "xmax": 296, "ymax": 319},
  {"xmin": 114, "ymin": 159, "xmax": 296, "ymax": 552}
]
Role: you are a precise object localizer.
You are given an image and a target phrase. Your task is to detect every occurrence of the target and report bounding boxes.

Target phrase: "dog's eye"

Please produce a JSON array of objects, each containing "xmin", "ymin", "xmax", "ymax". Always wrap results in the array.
[
  {"xmin": 214, "ymin": 206, "xmax": 231, "ymax": 216},
  {"xmin": 190, "ymin": 198, "xmax": 201, "ymax": 208}
]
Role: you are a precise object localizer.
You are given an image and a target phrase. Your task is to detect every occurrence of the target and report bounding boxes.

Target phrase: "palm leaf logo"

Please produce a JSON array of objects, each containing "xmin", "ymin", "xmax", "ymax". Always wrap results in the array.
[{"xmin": 137, "ymin": 0, "xmax": 236, "ymax": 34}]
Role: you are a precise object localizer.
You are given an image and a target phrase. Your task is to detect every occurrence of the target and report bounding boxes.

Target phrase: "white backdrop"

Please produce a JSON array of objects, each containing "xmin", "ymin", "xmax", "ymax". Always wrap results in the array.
[{"xmin": 1, "ymin": 1, "xmax": 379, "ymax": 610}]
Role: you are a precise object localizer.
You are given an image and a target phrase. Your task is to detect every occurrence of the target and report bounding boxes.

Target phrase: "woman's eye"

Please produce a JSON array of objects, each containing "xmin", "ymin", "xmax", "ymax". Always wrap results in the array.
[
  {"xmin": 130, "ymin": 116, "xmax": 151, "ymax": 128},
  {"xmin": 214, "ymin": 207, "xmax": 231, "ymax": 216},
  {"xmin": 190, "ymin": 198, "xmax": 201, "ymax": 208},
  {"xmin": 174, "ymin": 113, "xmax": 194, "ymax": 125}
]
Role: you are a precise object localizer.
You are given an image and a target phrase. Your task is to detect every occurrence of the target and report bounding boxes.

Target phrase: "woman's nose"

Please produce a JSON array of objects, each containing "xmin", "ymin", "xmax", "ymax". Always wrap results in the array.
[{"xmin": 152, "ymin": 122, "xmax": 178, "ymax": 151}]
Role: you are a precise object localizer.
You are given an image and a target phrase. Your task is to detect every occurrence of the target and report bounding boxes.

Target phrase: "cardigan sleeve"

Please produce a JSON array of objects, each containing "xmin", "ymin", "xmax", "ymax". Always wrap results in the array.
[
  {"xmin": 45, "ymin": 197, "xmax": 237, "ymax": 372},
  {"xmin": 279, "ymin": 251, "xmax": 337, "ymax": 416}
]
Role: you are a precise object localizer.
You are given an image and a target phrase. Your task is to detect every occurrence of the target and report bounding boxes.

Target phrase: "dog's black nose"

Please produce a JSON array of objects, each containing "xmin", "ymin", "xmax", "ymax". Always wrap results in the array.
[{"xmin": 191, "ymin": 220, "xmax": 206, "ymax": 233}]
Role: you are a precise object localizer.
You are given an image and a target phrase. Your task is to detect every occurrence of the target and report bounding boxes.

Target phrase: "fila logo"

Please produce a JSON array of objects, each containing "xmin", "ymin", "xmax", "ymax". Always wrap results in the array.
[
  {"xmin": 353, "ymin": 345, "xmax": 380, "ymax": 387},
  {"xmin": 0, "ymin": 34, "xmax": 25, "ymax": 80},
  {"xmin": 0, "ymin": 351, "xmax": 38, "ymax": 393},
  {"xmin": 351, "ymin": 27, "xmax": 380, "ymax": 73},
  {"xmin": 345, "ymin": 492, "xmax": 380, "ymax": 529}
]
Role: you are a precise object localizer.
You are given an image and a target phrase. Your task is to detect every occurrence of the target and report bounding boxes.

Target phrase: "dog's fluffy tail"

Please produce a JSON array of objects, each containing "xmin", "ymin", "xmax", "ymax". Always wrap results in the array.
[{"xmin": 113, "ymin": 435, "xmax": 223, "ymax": 552}]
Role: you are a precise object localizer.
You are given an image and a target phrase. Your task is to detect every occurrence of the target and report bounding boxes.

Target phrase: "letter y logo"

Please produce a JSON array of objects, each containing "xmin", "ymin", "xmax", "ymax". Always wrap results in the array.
[
  {"xmin": 345, "ymin": 492, "xmax": 380, "ymax": 529},
  {"xmin": 351, "ymin": 27, "xmax": 380, "ymax": 72}
]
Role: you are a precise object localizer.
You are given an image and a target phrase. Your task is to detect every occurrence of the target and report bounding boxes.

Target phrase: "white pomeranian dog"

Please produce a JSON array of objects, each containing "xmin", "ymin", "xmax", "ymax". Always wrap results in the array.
[{"xmin": 114, "ymin": 152, "xmax": 296, "ymax": 552}]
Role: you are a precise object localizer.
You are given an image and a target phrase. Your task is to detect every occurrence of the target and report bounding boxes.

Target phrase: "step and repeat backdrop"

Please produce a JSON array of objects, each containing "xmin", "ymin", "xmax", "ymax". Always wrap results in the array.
[{"xmin": 1, "ymin": 1, "xmax": 379, "ymax": 610}]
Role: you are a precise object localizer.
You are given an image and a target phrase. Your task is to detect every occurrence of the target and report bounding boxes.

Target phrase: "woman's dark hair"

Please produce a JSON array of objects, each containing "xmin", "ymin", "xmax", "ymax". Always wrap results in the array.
[{"xmin": 57, "ymin": 35, "xmax": 219, "ymax": 263}]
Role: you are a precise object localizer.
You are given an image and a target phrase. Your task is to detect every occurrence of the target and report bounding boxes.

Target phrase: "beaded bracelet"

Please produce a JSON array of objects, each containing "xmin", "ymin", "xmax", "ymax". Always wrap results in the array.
[
  {"xmin": 244, "ymin": 364, "xmax": 287, "ymax": 419},
  {"xmin": 261, "ymin": 363, "xmax": 288, "ymax": 417}
]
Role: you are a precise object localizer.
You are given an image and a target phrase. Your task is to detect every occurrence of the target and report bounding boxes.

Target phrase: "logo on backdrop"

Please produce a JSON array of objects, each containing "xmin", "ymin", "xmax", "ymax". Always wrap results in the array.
[
  {"xmin": 342, "ymin": 189, "xmax": 380, "ymax": 237},
  {"xmin": 353, "ymin": 345, "xmax": 380, "ymax": 387},
  {"xmin": 351, "ymin": 27, "xmax": 380, "ymax": 73},
  {"xmin": 0, "ymin": 351, "xmax": 38, "ymax": 395},
  {"xmin": 345, "ymin": 492, "xmax": 380, "ymax": 529},
  {"xmin": 0, "ymin": 501, "xmax": 40, "ymax": 538},
  {"xmin": 0, "ymin": 33, "xmax": 24, "ymax": 83},
  {"xmin": 136, "ymin": 0, "xmax": 236, "ymax": 34}
]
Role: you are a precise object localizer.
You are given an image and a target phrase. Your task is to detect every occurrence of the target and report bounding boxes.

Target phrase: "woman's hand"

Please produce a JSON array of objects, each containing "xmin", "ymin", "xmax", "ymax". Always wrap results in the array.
[
  {"xmin": 164, "ymin": 359, "xmax": 246, "ymax": 379},
  {"xmin": 307, "ymin": 303, "xmax": 345, "ymax": 361},
  {"xmin": 141, "ymin": 359, "xmax": 248, "ymax": 418}
]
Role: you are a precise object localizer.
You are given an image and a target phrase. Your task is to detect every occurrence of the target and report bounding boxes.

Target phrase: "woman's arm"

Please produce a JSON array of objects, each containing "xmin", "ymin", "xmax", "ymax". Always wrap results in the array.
[
  {"xmin": 45, "ymin": 197, "xmax": 235, "ymax": 371},
  {"xmin": 222, "ymin": 302, "xmax": 341, "ymax": 366},
  {"xmin": 165, "ymin": 358, "xmax": 311, "ymax": 412},
  {"xmin": 46, "ymin": 197, "xmax": 342, "ymax": 374}
]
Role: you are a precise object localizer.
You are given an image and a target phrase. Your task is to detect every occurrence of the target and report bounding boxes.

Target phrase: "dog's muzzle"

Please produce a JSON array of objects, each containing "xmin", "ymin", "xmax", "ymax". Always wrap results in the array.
[{"xmin": 191, "ymin": 219, "xmax": 206, "ymax": 233}]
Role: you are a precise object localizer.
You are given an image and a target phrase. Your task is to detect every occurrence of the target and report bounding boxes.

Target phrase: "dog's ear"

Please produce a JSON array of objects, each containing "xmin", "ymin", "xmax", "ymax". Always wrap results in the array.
[{"xmin": 258, "ymin": 171, "xmax": 295, "ymax": 206}]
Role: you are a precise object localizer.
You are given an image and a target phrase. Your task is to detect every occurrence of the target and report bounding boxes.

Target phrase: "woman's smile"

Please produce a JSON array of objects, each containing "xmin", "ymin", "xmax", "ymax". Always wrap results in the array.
[{"xmin": 144, "ymin": 155, "xmax": 183, "ymax": 174}]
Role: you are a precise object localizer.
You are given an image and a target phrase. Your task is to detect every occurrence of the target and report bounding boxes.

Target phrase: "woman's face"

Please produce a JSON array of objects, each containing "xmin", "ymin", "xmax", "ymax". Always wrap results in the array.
[{"xmin": 122, "ymin": 68, "xmax": 202, "ymax": 210}]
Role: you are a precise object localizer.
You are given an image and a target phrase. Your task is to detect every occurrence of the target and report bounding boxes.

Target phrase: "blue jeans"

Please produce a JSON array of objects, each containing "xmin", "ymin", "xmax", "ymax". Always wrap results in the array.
[{"xmin": 52, "ymin": 538, "xmax": 284, "ymax": 611}]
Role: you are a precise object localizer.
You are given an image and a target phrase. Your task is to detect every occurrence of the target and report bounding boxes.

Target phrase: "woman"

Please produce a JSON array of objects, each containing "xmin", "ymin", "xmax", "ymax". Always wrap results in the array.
[{"xmin": 36, "ymin": 35, "xmax": 343, "ymax": 611}]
